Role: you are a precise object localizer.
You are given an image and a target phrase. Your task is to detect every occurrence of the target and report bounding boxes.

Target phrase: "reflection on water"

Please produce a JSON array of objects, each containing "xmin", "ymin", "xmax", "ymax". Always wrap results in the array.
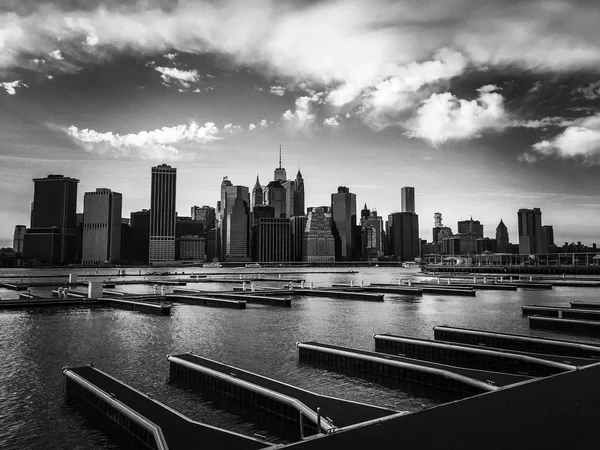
[{"xmin": 1, "ymin": 267, "xmax": 600, "ymax": 448}]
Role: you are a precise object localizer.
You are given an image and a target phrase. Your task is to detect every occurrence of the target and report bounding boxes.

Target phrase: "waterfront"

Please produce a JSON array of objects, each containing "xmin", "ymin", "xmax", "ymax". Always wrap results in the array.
[{"xmin": 2, "ymin": 266, "xmax": 600, "ymax": 449}]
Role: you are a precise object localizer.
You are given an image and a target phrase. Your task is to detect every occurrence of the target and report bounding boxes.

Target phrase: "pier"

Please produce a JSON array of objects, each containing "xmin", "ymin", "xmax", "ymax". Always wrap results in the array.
[
  {"xmin": 296, "ymin": 341, "xmax": 526, "ymax": 394},
  {"xmin": 167, "ymin": 293, "xmax": 247, "ymax": 309},
  {"xmin": 168, "ymin": 353, "xmax": 398, "ymax": 437},
  {"xmin": 171, "ymin": 288, "xmax": 291, "ymax": 306},
  {"xmin": 63, "ymin": 365, "xmax": 270, "ymax": 449},
  {"xmin": 529, "ymin": 316, "xmax": 600, "ymax": 336},
  {"xmin": 522, "ymin": 305, "xmax": 600, "ymax": 321},
  {"xmin": 433, "ymin": 325, "xmax": 600, "ymax": 358},
  {"xmin": 373, "ymin": 333, "xmax": 576, "ymax": 376},
  {"xmin": 369, "ymin": 282, "xmax": 476, "ymax": 296},
  {"xmin": 571, "ymin": 301, "xmax": 600, "ymax": 309}
]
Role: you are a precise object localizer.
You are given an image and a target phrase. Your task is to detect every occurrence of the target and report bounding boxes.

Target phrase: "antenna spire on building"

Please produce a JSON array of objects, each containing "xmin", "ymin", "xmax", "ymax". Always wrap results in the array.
[{"xmin": 279, "ymin": 145, "xmax": 282, "ymax": 169}]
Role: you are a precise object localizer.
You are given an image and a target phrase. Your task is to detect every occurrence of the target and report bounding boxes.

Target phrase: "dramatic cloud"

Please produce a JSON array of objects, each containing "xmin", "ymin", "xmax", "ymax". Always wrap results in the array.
[
  {"xmin": 324, "ymin": 117, "xmax": 340, "ymax": 128},
  {"xmin": 524, "ymin": 114, "xmax": 600, "ymax": 165},
  {"xmin": 85, "ymin": 35, "xmax": 99, "ymax": 46},
  {"xmin": 65, "ymin": 121, "xmax": 221, "ymax": 160},
  {"xmin": 282, "ymin": 93, "xmax": 322, "ymax": 133},
  {"xmin": 576, "ymin": 81, "xmax": 600, "ymax": 100},
  {"xmin": 49, "ymin": 50, "xmax": 63, "ymax": 60},
  {"xmin": 405, "ymin": 85, "xmax": 507, "ymax": 145},
  {"xmin": 1, "ymin": 80, "xmax": 27, "ymax": 95},
  {"xmin": 154, "ymin": 66, "xmax": 200, "ymax": 90},
  {"xmin": 269, "ymin": 86, "xmax": 286, "ymax": 96}
]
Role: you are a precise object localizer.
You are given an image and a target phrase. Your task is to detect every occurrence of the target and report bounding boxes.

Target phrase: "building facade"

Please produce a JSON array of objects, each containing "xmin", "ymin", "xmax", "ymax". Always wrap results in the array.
[
  {"xmin": 149, "ymin": 164, "xmax": 177, "ymax": 264},
  {"xmin": 13, "ymin": 225, "xmax": 26, "ymax": 254},
  {"xmin": 331, "ymin": 186, "xmax": 357, "ymax": 261},
  {"xmin": 401, "ymin": 187, "xmax": 415, "ymax": 213},
  {"xmin": 290, "ymin": 215, "xmax": 307, "ymax": 262},
  {"xmin": 303, "ymin": 206, "xmax": 335, "ymax": 262},
  {"xmin": 82, "ymin": 188, "xmax": 122, "ymax": 265},
  {"xmin": 387, "ymin": 212, "xmax": 420, "ymax": 261},
  {"xmin": 518, "ymin": 208, "xmax": 543, "ymax": 254},
  {"xmin": 23, "ymin": 174, "xmax": 79, "ymax": 264},
  {"xmin": 253, "ymin": 218, "xmax": 290, "ymax": 262},
  {"xmin": 541, "ymin": 225, "xmax": 555, "ymax": 253},
  {"xmin": 496, "ymin": 219, "xmax": 509, "ymax": 253}
]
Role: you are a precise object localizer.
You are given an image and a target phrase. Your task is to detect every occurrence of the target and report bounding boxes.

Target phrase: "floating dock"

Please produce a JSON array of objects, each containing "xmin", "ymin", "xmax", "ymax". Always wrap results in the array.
[
  {"xmin": 571, "ymin": 301, "xmax": 600, "ymax": 310},
  {"xmin": 529, "ymin": 316, "xmax": 600, "ymax": 336},
  {"xmin": 294, "ymin": 288, "xmax": 384, "ymax": 302},
  {"xmin": 277, "ymin": 361, "xmax": 600, "ymax": 450},
  {"xmin": 330, "ymin": 284, "xmax": 423, "ymax": 296},
  {"xmin": 167, "ymin": 293, "xmax": 247, "ymax": 309},
  {"xmin": 171, "ymin": 288, "xmax": 291, "ymax": 306},
  {"xmin": 63, "ymin": 365, "xmax": 270, "ymax": 449},
  {"xmin": 296, "ymin": 341, "xmax": 529, "ymax": 394},
  {"xmin": 369, "ymin": 283, "xmax": 476, "ymax": 297},
  {"xmin": 0, "ymin": 297, "xmax": 98, "ymax": 309},
  {"xmin": 522, "ymin": 305, "xmax": 600, "ymax": 321},
  {"xmin": 373, "ymin": 333, "xmax": 575, "ymax": 377},
  {"xmin": 168, "ymin": 353, "xmax": 398, "ymax": 438},
  {"xmin": 100, "ymin": 297, "xmax": 171, "ymax": 315},
  {"xmin": 433, "ymin": 325, "xmax": 600, "ymax": 358}
]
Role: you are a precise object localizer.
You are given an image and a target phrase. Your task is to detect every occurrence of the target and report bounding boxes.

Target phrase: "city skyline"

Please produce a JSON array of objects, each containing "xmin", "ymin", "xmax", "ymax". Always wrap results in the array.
[{"xmin": 2, "ymin": 0, "xmax": 600, "ymax": 247}]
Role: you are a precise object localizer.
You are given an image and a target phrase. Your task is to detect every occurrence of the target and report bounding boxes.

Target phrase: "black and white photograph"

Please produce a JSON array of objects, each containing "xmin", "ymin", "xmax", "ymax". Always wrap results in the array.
[{"xmin": 1, "ymin": 0, "xmax": 600, "ymax": 448}]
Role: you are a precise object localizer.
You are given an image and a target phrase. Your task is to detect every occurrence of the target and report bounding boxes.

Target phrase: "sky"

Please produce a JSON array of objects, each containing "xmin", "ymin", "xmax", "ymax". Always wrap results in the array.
[{"xmin": 1, "ymin": 0, "xmax": 600, "ymax": 248}]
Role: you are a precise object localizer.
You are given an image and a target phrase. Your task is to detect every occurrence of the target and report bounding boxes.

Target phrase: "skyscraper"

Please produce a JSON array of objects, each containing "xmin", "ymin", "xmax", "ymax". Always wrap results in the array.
[
  {"xmin": 216, "ymin": 178, "xmax": 250, "ymax": 261},
  {"xmin": 360, "ymin": 206, "xmax": 384, "ymax": 260},
  {"xmin": 82, "ymin": 188, "xmax": 122, "ymax": 265},
  {"xmin": 23, "ymin": 174, "xmax": 79, "ymax": 264},
  {"xmin": 496, "ymin": 219, "xmax": 509, "ymax": 253},
  {"xmin": 331, "ymin": 186, "xmax": 357, "ymax": 260},
  {"xmin": 290, "ymin": 215, "xmax": 307, "ymax": 261},
  {"xmin": 303, "ymin": 206, "xmax": 335, "ymax": 262},
  {"xmin": 401, "ymin": 187, "xmax": 415, "ymax": 213},
  {"xmin": 149, "ymin": 164, "xmax": 177, "ymax": 264},
  {"xmin": 541, "ymin": 225, "xmax": 555, "ymax": 253},
  {"xmin": 518, "ymin": 208, "xmax": 543, "ymax": 254},
  {"xmin": 293, "ymin": 170, "xmax": 305, "ymax": 216},
  {"xmin": 387, "ymin": 212, "xmax": 420, "ymax": 261},
  {"xmin": 458, "ymin": 218, "xmax": 484, "ymax": 238},
  {"xmin": 274, "ymin": 145, "xmax": 287, "ymax": 182},
  {"xmin": 252, "ymin": 175, "xmax": 263, "ymax": 210},
  {"xmin": 13, "ymin": 225, "xmax": 26, "ymax": 254},
  {"xmin": 264, "ymin": 180, "xmax": 286, "ymax": 218},
  {"xmin": 130, "ymin": 209, "xmax": 150, "ymax": 264}
]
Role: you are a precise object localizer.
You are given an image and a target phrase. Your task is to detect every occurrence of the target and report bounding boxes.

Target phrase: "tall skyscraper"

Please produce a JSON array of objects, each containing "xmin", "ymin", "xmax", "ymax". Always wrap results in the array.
[
  {"xmin": 496, "ymin": 219, "xmax": 509, "ymax": 253},
  {"xmin": 82, "ymin": 188, "xmax": 122, "ymax": 265},
  {"xmin": 252, "ymin": 175, "xmax": 263, "ymax": 210},
  {"xmin": 290, "ymin": 215, "xmax": 307, "ymax": 262},
  {"xmin": 13, "ymin": 225, "xmax": 26, "ymax": 254},
  {"xmin": 264, "ymin": 180, "xmax": 286, "ymax": 218},
  {"xmin": 216, "ymin": 177, "xmax": 250, "ymax": 261},
  {"xmin": 541, "ymin": 225, "xmax": 555, "ymax": 253},
  {"xmin": 253, "ymin": 217, "xmax": 290, "ymax": 262},
  {"xmin": 23, "ymin": 174, "xmax": 79, "ymax": 264},
  {"xmin": 131, "ymin": 209, "xmax": 150, "ymax": 264},
  {"xmin": 303, "ymin": 206, "xmax": 335, "ymax": 262},
  {"xmin": 518, "ymin": 208, "xmax": 543, "ymax": 254},
  {"xmin": 387, "ymin": 212, "xmax": 420, "ymax": 261},
  {"xmin": 360, "ymin": 206, "xmax": 384, "ymax": 260},
  {"xmin": 274, "ymin": 145, "xmax": 287, "ymax": 182},
  {"xmin": 149, "ymin": 164, "xmax": 177, "ymax": 264},
  {"xmin": 293, "ymin": 170, "xmax": 305, "ymax": 216},
  {"xmin": 401, "ymin": 187, "xmax": 415, "ymax": 213},
  {"xmin": 331, "ymin": 186, "xmax": 357, "ymax": 260}
]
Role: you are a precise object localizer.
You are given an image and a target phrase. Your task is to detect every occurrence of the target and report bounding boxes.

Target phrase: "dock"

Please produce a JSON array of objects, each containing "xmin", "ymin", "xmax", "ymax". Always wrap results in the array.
[
  {"xmin": 296, "ymin": 341, "xmax": 530, "ymax": 394},
  {"xmin": 0, "ymin": 297, "xmax": 99, "ymax": 309},
  {"xmin": 571, "ymin": 301, "xmax": 600, "ymax": 310},
  {"xmin": 99, "ymin": 296, "xmax": 171, "ymax": 315},
  {"xmin": 63, "ymin": 365, "xmax": 270, "ymax": 449},
  {"xmin": 433, "ymin": 325, "xmax": 600, "ymax": 358},
  {"xmin": 372, "ymin": 333, "xmax": 576, "ymax": 377},
  {"xmin": 168, "ymin": 353, "xmax": 398, "ymax": 437},
  {"xmin": 167, "ymin": 293, "xmax": 247, "ymax": 309},
  {"xmin": 171, "ymin": 288, "xmax": 291, "ymax": 306},
  {"xmin": 294, "ymin": 288, "xmax": 384, "ymax": 302},
  {"xmin": 522, "ymin": 305, "xmax": 600, "ymax": 321},
  {"xmin": 369, "ymin": 283, "xmax": 476, "ymax": 297},
  {"xmin": 529, "ymin": 316, "xmax": 600, "ymax": 336},
  {"xmin": 277, "ymin": 361, "xmax": 600, "ymax": 450}
]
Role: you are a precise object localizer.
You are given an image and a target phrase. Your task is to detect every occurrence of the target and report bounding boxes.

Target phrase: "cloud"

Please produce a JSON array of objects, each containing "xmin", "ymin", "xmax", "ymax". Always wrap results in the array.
[
  {"xmin": 248, "ymin": 123, "xmax": 256, "ymax": 131},
  {"xmin": 85, "ymin": 35, "xmax": 99, "ymax": 46},
  {"xmin": 269, "ymin": 85, "xmax": 286, "ymax": 96},
  {"xmin": 405, "ymin": 85, "xmax": 507, "ymax": 145},
  {"xmin": 164, "ymin": 52, "xmax": 177, "ymax": 60},
  {"xmin": 324, "ymin": 116, "xmax": 340, "ymax": 128},
  {"xmin": 513, "ymin": 117, "xmax": 573, "ymax": 129},
  {"xmin": 576, "ymin": 81, "xmax": 600, "ymax": 100},
  {"xmin": 282, "ymin": 93, "xmax": 322, "ymax": 132},
  {"xmin": 49, "ymin": 50, "xmax": 63, "ymax": 60},
  {"xmin": 259, "ymin": 119, "xmax": 268, "ymax": 128},
  {"xmin": 65, "ymin": 121, "xmax": 221, "ymax": 160},
  {"xmin": 154, "ymin": 66, "xmax": 200, "ymax": 90},
  {"xmin": 223, "ymin": 123, "xmax": 243, "ymax": 134},
  {"xmin": 524, "ymin": 114, "xmax": 600, "ymax": 164},
  {"xmin": 1, "ymin": 80, "xmax": 27, "ymax": 95}
]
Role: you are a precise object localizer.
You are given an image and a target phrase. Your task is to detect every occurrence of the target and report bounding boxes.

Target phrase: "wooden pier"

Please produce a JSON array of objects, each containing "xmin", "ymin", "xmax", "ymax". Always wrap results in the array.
[
  {"xmin": 530, "ymin": 316, "xmax": 600, "ymax": 336},
  {"xmin": 433, "ymin": 325, "xmax": 600, "ymax": 358},
  {"xmin": 168, "ymin": 353, "xmax": 398, "ymax": 438},
  {"xmin": 296, "ymin": 341, "xmax": 527, "ymax": 394},
  {"xmin": 372, "ymin": 333, "xmax": 576, "ymax": 377},
  {"xmin": 63, "ymin": 365, "xmax": 270, "ymax": 449}
]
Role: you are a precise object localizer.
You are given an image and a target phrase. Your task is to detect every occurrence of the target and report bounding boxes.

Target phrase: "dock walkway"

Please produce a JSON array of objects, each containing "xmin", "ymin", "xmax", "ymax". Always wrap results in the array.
[{"xmin": 64, "ymin": 365, "xmax": 269, "ymax": 449}]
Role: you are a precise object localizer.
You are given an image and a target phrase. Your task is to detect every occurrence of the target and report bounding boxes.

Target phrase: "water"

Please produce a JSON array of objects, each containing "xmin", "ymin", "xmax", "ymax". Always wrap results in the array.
[{"xmin": 1, "ymin": 267, "xmax": 600, "ymax": 449}]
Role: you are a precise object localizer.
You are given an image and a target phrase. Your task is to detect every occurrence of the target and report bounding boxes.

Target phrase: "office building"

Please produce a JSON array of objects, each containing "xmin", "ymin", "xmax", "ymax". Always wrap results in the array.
[
  {"xmin": 541, "ymin": 225, "xmax": 555, "ymax": 253},
  {"xmin": 303, "ymin": 206, "xmax": 335, "ymax": 262},
  {"xmin": 360, "ymin": 205, "xmax": 384, "ymax": 260},
  {"xmin": 264, "ymin": 180, "xmax": 286, "ymax": 218},
  {"xmin": 253, "ymin": 217, "xmax": 290, "ymax": 262},
  {"xmin": 401, "ymin": 187, "xmax": 415, "ymax": 213},
  {"xmin": 216, "ymin": 178, "xmax": 250, "ymax": 261},
  {"xmin": 518, "ymin": 208, "xmax": 543, "ymax": 254},
  {"xmin": 290, "ymin": 215, "xmax": 307, "ymax": 262},
  {"xmin": 496, "ymin": 219, "xmax": 509, "ymax": 253},
  {"xmin": 387, "ymin": 212, "xmax": 420, "ymax": 261},
  {"xmin": 477, "ymin": 238, "xmax": 497, "ymax": 253},
  {"xmin": 131, "ymin": 210, "xmax": 150, "ymax": 264},
  {"xmin": 23, "ymin": 174, "xmax": 79, "ymax": 264},
  {"xmin": 149, "ymin": 164, "xmax": 177, "ymax": 264},
  {"xmin": 179, "ymin": 236, "xmax": 205, "ymax": 261},
  {"xmin": 458, "ymin": 218, "xmax": 484, "ymax": 238},
  {"xmin": 13, "ymin": 225, "xmax": 26, "ymax": 254},
  {"xmin": 82, "ymin": 188, "xmax": 122, "ymax": 265},
  {"xmin": 331, "ymin": 186, "xmax": 357, "ymax": 260},
  {"xmin": 191, "ymin": 205, "xmax": 216, "ymax": 231},
  {"xmin": 252, "ymin": 176, "xmax": 263, "ymax": 210}
]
